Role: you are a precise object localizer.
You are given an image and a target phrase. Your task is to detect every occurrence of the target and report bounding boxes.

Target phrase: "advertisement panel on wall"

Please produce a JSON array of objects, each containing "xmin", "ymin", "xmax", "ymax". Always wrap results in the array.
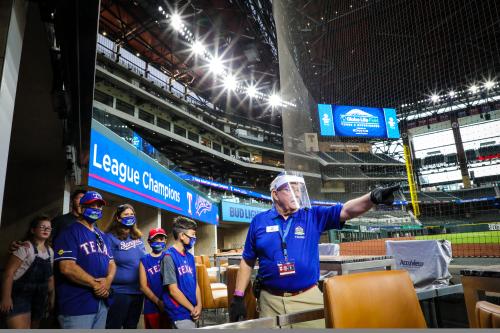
[
  {"xmin": 88, "ymin": 121, "xmax": 219, "ymax": 224},
  {"xmin": 318, "ymin": 104, "xmax": 400, "ymax": 139},
  {"xmin": 221, "ymin": 201, "xmax": 270, "ymax": 223}
]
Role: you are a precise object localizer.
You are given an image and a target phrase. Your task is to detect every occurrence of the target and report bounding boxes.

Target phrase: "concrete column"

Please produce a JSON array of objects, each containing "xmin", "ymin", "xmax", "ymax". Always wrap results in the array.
[
  {"xmin": 450, "ymin": 112, "xmax": 471, "ymax": 188},
  {"xmin": 0, "ymin": 0, "xmax": 26, "ymax": 225}
]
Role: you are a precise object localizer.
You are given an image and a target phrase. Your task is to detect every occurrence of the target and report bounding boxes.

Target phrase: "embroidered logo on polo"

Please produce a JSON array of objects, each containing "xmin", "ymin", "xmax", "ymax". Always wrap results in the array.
[
  {"xmin": 57, "ymin": 249, "xmax": 72, "ymax": 256},
  {"xmin": 120, "ymin": 239, "xmax": 143, "ymax": 250},
  {"xmin": 294, "ymin": 226, "xmax": 305, "ymax": 238}
]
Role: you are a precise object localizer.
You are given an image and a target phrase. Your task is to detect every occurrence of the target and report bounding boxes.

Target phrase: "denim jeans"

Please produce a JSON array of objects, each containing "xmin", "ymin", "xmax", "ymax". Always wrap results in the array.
[
  {"xmin": 105, "ymin": 293, "xmax": 144, "ymax": 329},
  {"xmin": 58, "ymin": 300, "xmax": 108, "ymax": 329}
]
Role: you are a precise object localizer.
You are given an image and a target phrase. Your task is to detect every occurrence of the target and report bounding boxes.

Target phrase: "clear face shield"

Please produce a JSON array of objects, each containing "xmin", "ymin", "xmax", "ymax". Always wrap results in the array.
[{"xmin": 270, "ymin": 172, "xmax": 311, "ymax": 211}]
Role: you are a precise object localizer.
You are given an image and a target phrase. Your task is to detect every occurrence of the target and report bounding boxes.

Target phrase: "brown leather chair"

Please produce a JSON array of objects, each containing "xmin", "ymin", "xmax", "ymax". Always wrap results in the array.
[
  {"xmin": 475, "ymin": 301, "xmax": 500, "ymax": 328},
  {"xmin": 323, "ymin": 270, "xmax": 426, "ymax": 328},
  {"xmin": 196, "ymin": 263, "xmax": 228, "ymax": 310},
  {"xmin": 226, "ymin": 265, "xmax": 258, "ymax": 320}
]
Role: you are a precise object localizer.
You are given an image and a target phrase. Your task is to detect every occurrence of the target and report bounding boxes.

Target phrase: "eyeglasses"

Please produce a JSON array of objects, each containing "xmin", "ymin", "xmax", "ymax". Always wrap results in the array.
[{"xmin": 38, "ymin": 226, "xmax": 52, "ymax": 232}]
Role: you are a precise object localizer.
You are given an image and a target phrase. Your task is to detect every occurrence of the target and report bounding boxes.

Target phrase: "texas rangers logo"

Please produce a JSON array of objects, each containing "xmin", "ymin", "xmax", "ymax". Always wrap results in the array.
[{"xmin": 195, "ymin": 195, "xmax": 212, "ymax": 216}]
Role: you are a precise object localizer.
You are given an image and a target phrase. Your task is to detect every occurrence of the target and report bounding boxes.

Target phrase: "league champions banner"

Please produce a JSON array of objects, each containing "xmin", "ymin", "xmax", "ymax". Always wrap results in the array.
[
  {"xmin": 318, "ymin": 104, "xmax": 400, "ymax": 139},
  {"xmin": 88, "ymin": 120, "xmax": 219, "ymax": 225},
  {"xmin": 221, "ymin": 201, "xmax": 270, "ymax": 223}
]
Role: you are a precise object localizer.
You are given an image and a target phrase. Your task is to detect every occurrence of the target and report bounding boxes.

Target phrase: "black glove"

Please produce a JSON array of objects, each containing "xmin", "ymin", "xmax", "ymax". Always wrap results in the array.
[
  {"xmin": 370, "ymin": 185, "xmax": 400, "ymax": 205},
  {"xmin": 229, "ymin": 295, "xmax": 246, "ymax": 322}
]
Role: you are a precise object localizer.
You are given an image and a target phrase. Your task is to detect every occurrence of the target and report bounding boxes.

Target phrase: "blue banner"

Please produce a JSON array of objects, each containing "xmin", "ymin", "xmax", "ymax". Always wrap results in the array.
[
  {"xmin": 383, "ymin": 108, "xmax": 400, "ymax": 139},
  {"xmin": 318, "ymin": 104, "xmax": 400, "ymax": 139},
  {"xmin": 89, "ymin": 121, "xmax": 219, "ymax": 225},
  {"xmin": 221, "ymin": 201, "xmax": 270, "ymax": 223},
  {"xmin": 175, "ymin": 173, "xmax": 272, "ymax": 201},
  {"xmin": 318, "ymin": 104, "xmax": 335, "ymax": 136}
]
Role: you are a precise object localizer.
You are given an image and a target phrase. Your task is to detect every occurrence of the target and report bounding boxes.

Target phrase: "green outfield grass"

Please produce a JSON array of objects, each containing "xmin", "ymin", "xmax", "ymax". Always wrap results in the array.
[{"xmin": 415, "ymin": 231, "xmax": 500, "ymax": 244}]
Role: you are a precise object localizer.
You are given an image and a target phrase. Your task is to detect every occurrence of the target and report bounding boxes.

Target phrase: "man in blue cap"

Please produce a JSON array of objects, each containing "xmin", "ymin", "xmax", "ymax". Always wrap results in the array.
[
  {"xmin": 229, "ymin": 171, "xmax": 400, "ymax": 328},
  {"xmin": 53, "ymin": 190, "xmax": 116, "ymax": 329}
]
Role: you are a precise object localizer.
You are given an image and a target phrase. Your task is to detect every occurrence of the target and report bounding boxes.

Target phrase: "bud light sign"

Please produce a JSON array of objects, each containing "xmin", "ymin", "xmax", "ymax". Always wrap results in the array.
[
  {"xmin": 221, "ymin": 201, "xmax": 270, "ymax": 223},
  {"xmin": 318, "ymin": 104, "xmax": 400, "ymax": 139}
]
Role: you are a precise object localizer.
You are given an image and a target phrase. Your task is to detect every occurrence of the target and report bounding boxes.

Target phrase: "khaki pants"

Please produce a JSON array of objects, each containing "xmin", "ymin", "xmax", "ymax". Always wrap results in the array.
[{"xmin": 258, "ymin": 286, "xmax": 325, "ymax": 328}]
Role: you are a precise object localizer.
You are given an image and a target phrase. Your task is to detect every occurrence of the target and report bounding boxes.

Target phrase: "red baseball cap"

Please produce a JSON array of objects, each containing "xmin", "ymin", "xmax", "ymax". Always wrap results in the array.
[{"xmin": 148, "ymin": 227, "xmax": 167, "ymax": 240}]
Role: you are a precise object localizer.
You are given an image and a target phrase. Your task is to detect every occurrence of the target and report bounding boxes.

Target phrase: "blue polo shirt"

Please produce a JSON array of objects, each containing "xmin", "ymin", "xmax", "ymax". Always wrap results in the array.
[{"xmin": 242, "ymin": 205, "xmax": 344, "ymax": 292}]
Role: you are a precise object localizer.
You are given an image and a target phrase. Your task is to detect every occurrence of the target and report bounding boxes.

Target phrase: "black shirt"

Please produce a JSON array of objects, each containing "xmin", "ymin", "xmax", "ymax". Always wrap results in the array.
[{"xmin": 51, "ymin": 213, "xmax": 78, "ymax": 241}]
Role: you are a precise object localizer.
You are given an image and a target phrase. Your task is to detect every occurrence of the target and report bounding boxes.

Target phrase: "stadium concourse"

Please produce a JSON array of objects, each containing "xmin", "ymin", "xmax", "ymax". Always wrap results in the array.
[{"xmin": 0, "ymin": 0, "xmax": 499, "ymax": 330}]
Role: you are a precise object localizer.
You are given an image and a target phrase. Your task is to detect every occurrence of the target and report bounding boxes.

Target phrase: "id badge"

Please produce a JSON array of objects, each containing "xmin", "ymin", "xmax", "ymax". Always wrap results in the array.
[{"xmin": 277, "ymin": 259, "xmax": 296, "ymax": 276}]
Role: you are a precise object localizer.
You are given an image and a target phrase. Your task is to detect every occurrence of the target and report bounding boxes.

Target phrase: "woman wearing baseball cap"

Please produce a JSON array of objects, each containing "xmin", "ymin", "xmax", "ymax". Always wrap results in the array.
[
  {"xmin": 104, "ymin": 204, "xmax": 146, "ymax": 329},
  {"xmin": 139, "ymin": 228, "xmax": 172, "ymax": 329}
]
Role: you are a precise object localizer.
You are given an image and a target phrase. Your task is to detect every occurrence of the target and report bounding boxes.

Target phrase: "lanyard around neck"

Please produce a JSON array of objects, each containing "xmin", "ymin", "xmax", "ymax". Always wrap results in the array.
[{"xmin": 278, "ymin": 217, "xmax": 293, "ymax": 260}]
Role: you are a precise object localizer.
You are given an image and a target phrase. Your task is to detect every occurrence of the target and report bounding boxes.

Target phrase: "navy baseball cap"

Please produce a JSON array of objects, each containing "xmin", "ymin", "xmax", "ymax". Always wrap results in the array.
[{"xmin": 80, "ymin": 191, "xmax": 106, "ymax": 206}]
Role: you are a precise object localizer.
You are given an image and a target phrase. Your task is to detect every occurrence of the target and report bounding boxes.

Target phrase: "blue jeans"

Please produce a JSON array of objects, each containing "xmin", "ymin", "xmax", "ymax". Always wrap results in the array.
[
  {"xmin": 58, "ymin": 300, "xmax": 108, "ymax": 329},
  {"xmin": 105, "ymin": 293, "xmax": 144, "ymax": 329}
]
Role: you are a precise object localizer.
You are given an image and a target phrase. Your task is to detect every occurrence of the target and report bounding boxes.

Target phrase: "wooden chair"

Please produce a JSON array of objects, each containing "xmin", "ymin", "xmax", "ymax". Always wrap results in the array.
[
  {"xmin": 196, "ymin": 263, "xmax": 228, "ymax": 324},
  {"xmin": 226, "ymin": 265, "xmax": 258, "ymax": 320},
  {"xmin": 201, "ymin": 255, "xmax": 211, "ymax": 268},
  {"xmin": 323, "ymin": 270, "xmax": 426, "ymax": 328},
  {"xmin": 195, "ymin": 256, "xmax": 203, "ymax": 265},
  {"xmin": 475, "ymin": 301, "xmax": 500, "ymax": 328}
]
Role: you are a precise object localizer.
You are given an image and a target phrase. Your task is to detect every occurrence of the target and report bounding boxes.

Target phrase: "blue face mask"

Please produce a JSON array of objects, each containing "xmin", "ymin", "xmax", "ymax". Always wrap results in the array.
[
  {"xmin": 82, "ymin": 207, "xmax": 103, "ymax": 223},
  {"xmin": 150, "ymin": 242, "xmax": 166, "ymax": 253},
  {"xmin": 184, "ymin": 235, "xmax": 196, "ymax": 250},
  {"xmin": 120, "ymin": 215, "xmax": 136, "ymax": 226}
]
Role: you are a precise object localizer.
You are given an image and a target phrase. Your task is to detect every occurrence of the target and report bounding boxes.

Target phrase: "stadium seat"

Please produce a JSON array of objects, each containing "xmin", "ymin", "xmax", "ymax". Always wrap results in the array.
[
  {"xmin": 475, "ymin": 301, "xmax": 500, "ymax": 328},
  {"xmin": 226, "ymin": 265, "xmax": 258, "ymax": 320},
  {"xmin": 201, "ymin": 254, "xmax": 212, "ymax": 268},
  {"xmin": 196, "ymin": 263, "xmax": 228, "ymax": 310},
  {"xmin": 323, "ymin": 270, "xmax": 426, "ymax": 328}
]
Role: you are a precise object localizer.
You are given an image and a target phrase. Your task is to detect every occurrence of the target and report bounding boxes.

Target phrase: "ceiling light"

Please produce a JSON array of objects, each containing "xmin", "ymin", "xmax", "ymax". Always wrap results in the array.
[
  {"xmin": 191, "ymin": 41, "xmax": 205, "ymax": 55},
  {"xmin": 170, "ymin": 13, "xmax": 183, "ymax": 31},
  {"xmin": 269, "ymin": 94, "xmax": 281, "ymax": 107},
  {"xmin": 246, "ymin": 85, "xmax": 257, "ymax": 98},
  {"xmin": 209, "ymin": 57, "xmax": 224, "ymax": 75},
  {"xmin": 469, "ymin": 84, "xmax": 479, "ymax": 94},
  {"xmin": 224, "ymin": 75, "xmax": 237, "ymax": 90},
  {"xmin": 158, "ymin": 6, "xmax": 163, "ymax": 11},
  {"xmin": 484, "ymin": 80, "xmax": 495, "ymax": 90}
]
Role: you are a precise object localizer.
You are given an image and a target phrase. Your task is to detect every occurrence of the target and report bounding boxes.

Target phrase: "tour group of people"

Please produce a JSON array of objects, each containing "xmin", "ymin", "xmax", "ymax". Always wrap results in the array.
[
  {"xmin": 1, "ymin": 189, "xmax": 200, "ymax": 329},
  {"xmin": 1, "ymin": 171, "xmax": 399, "ymax": 329}
]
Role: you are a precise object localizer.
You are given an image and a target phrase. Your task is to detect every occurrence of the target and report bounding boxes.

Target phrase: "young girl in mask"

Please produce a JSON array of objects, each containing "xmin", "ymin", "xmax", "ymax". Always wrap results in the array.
[
  {"xmin": 104, "ymin": 204, "xmax": 146, "ymax": 329},
  {"xmin": 160, "ymin": 217, "xmax": 201, "ymax": 329},
  {"xmin": 139, "ymin": 228, "xmax": 172, "ymax": 329}
]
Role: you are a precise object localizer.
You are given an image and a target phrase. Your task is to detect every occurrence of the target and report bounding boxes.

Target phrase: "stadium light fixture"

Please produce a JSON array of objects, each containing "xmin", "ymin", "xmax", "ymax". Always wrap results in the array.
[
  {"xmin": 269, "ymin": 94, "xmax": 281, "ymax": 107},
  {"xmin": 158, "ymin": 6, "xmax": 163, "ymax": 12},
  {"xmin": 448, "ymin": 90, "xmax": 456, "ymax": 98},
  {"xmin": 246, "ymin": 85, "xmax": 257, "ymax": 98},
  {"xmin": 484, "ymin": 80, "xmax": 495, "ymax": 90},
  {"xmin": 430, "ymin": 94, "xmax": 440, "ymax": 103},
  {"xmin": 209, "ymin": 57, "xmax": 224, "ymax": 75},
  {"xmin": 224, "ymin": 75, "xmax": 237, "ymax": 91},
  {"xmin": 191, "ymin": 41, "xmax": 205, "ymax": 55},
  {"xmin": 170, "ymin": 13, "xmax": 183, "ymax": 31},
  {"xmin": 469, "ymin": 84, "xmax": 479, "ymax": 94}
]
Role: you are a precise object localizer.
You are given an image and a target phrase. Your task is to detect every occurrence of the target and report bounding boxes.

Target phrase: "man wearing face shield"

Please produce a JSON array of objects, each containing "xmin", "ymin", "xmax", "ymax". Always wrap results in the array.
[
  {"xmin": 229, "ymin": 172, "xmax": 400, "ymax": 328},
  {"xmin": 53, "ymin": 191, "xmax": 116, "ymax": 329}
]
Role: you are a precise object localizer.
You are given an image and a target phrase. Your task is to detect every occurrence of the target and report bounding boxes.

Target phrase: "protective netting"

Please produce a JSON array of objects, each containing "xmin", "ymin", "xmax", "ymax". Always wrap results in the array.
[{"xmin": 273, "ymin": 0, "xmax": 500, "ymax": 257}]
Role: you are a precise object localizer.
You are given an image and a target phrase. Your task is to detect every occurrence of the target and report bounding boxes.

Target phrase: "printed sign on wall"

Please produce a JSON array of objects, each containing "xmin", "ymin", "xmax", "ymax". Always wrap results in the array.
[{"xmin": 89, "ymin": 121, "xmax": 219, "ymax": 225}]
